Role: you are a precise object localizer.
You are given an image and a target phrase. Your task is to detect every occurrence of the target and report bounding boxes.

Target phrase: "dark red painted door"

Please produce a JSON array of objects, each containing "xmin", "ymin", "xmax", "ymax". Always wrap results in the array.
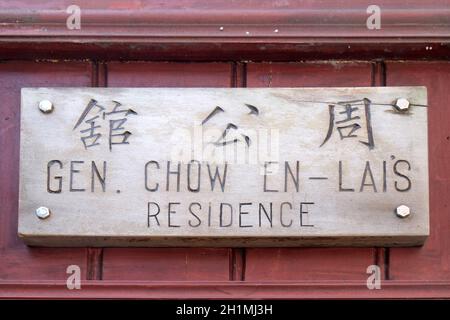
[{"xmin": 0, "ymin": 0, "xmax": 449, "ymax": 299}]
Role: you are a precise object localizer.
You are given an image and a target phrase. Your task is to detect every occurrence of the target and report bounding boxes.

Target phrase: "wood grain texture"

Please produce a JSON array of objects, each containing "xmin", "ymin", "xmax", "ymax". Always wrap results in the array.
[
  {"xmin": 1, "ymin": 0, "xmax": 450, "ymax": 64},
  {"xmin": 106, "ymin": 62, "xmax": 233, "ymax": 88},
  {"xmin": 86, "ymin": 61, "xmax": 107, "ymax": 280},
  {"xmin": 0, "ymin": 61, "xmax": 91, "ymax": 280},
  {"xmin": 386, "ymin": 61, "xmax": 450, "ymax": 281},
  {"xmin": 2, "ymin": 1, "xmax": 450, "ymax": 63},
  {"xmin": 102, "ymin": 61, "xmax": 232, "ymax": 280},
  {"xmin": 230, "ymin": 63, "xmax": 247, "ymax": 280},
  {"xmin": 0, "ymin": 0, "xmax": 447, "ymax": 297},
  {"xmin": 0, "ymin": 56, "xmax": 447, "ymax": 296},
  {"xmin": 102, "ymin": 248, "xmax": 229, "ymax": 281},
  {"xmin": 244, "ymin": 62, "xmax": 377, "ymax": 280},
  {"xmin": 1, "ymin": 1, "xmax": 450, "ymax": 62}
]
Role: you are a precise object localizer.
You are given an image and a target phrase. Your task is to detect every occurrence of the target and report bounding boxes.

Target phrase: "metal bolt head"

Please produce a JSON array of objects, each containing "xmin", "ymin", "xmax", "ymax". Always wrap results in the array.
[
  {"xmin": 35, "ymin": 206, "xmax": 51, "ymax": 219},
  {"xmin": 393, "ymin": 98, "xmax": 410, "ymax": 112},
  {"xmin": 395, "ymin": 205, "xmax": 410, "ymax": 218},
  {"xmin": 38, "ymin": 100, "xmax": 54, "ymax": 113}
]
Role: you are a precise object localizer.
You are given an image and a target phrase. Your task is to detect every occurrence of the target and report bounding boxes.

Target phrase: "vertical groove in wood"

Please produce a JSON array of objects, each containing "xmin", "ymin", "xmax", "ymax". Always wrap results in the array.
[
  {"xmin": 86, "ymin": 248, "xmax": 104, "ymax": 280},
  {"xmin": 91, "ymin": 62, "xmax": 98, "ymax": 87},
  {"xmin": 384, "ymin": 248, "xmax": 390, "ymax": 280},
  {"xmin": 86, "ymin": 60, "xmax": 107, "ymax": 280},
  {"xmin": 371, "ymin": 61, "xmax": 379, "ymax": 277},
  {"xmin": 380, "ymin": 60, "xmax": 390, "ymax": 281},
  {"xmin": 371, "ymin": 60, "xmax": 385, "ymax": 87},
  {"xmin": 372, "ymin": 60, "xmax": 389, "ymax": 280},
  {"xmin": 373, "ymin": 247, "xmax": 379, "ymax": 266},
  {"xmin": 229, "ymin": 62, "xmax": 246, "ymax": 281},
  {"xmin": 99, "ymin": 62, "xmax": 108, "ymax": 87},
  {"xmin": 372, "ymin": 60, "xmax": 390, "ymax": 281},
  {"xmin": 230, "ymin": 248, "xmax": 245, "ymax": 281},
  {"xmin": 230, "ymin": 63, "xmax": 237, "ymax": 88}
]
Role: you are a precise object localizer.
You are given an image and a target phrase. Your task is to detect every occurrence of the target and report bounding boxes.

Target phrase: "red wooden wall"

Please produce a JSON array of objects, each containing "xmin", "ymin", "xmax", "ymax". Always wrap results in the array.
[{"xmin": 0, "ymin": 1, "xmax": 449, "ymax": 298}]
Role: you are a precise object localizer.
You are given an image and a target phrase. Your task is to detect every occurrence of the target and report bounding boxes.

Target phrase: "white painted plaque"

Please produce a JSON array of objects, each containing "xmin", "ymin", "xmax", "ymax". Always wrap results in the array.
[{"xmin": 19, "ymin": 87, "xmax": 429, "ymax": 247}]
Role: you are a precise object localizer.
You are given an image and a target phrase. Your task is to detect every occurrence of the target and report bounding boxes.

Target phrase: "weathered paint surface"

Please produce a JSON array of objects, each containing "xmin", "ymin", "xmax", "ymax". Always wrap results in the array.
[{"xmin": 0, "ymin": 56, "xmax": 448, "ymax": 298}]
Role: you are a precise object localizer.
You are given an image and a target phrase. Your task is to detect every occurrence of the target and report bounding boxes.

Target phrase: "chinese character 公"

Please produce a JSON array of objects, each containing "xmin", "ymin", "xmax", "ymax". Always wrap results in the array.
[{"xmin": 201, "ymin": 103, "xmax": 259, "ymax": 147}]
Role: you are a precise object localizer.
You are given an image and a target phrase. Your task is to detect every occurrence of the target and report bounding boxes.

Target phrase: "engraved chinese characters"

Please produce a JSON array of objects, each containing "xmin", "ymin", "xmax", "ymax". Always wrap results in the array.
[
  {"xmin": 73, "ymin": 99, "xmax": 137, "ymax": 150},
  {"xmin": 201, "ymin": 104, "xmax": 260, "ymax": 146},
  {"xmin": 321, "ymin": 99, "xmax": 374, "ymax": 149}
]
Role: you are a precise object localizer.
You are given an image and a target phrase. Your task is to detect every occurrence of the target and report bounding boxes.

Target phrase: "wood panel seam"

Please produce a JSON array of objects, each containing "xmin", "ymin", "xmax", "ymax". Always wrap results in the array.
[
  {"xmin": 86, "ymin": 60, "xmax": 107, "ymax": 280},
  {"xmin": 229, "ymin": 61, "xmax": 246, "ymax": 281}
]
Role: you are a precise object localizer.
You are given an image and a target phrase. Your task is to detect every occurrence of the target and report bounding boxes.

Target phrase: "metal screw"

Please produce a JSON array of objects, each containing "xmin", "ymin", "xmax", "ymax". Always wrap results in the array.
[
  {"xmin": 395, "ymin": 205, "xmax": 411, "ymax": 218},
  {"xmin": 35, "ymin": 206, "xmax": 51, "ymax": 219},
  {"xmin": 274, "ymin": 29, "xmax": 279, "ymax": 33},
  {"xmin": 393, "ymin": 98, "xmax": 410, "ymax": 112},
  {"xmin": 38, "ymin": 100, "xmax": 54, "ymax": 113},
  {"xmin": 219, "ymin": 26, "xmax": 224, "ymax": 31}
]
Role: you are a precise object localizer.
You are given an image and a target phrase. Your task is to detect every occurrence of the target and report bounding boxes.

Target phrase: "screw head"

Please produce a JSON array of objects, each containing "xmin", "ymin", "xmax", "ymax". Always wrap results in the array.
[
  {"xmin": 35, "ymin": 206, "xmax": 51, "ymax": 219},
  {"xmin": 219, "ymin": 26, "xmax": 224, "ymax": 31},
  {"xmin": 395, "ymin": 205, "xmax": 411, "ymax": 218},
  {"xmin": 393, "ymin": 98, "xmax": 410, "ymax": 112},
  {"xmin": 38, "ymin": 100, "xmax": 54, "ymax": 113}
]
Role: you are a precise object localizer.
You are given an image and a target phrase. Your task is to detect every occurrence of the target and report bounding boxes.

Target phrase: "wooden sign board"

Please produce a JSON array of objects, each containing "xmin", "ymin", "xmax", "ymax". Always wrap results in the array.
[{"xmin": 18, "ymin": 87, "xmax": 429, "ymax": 247}]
